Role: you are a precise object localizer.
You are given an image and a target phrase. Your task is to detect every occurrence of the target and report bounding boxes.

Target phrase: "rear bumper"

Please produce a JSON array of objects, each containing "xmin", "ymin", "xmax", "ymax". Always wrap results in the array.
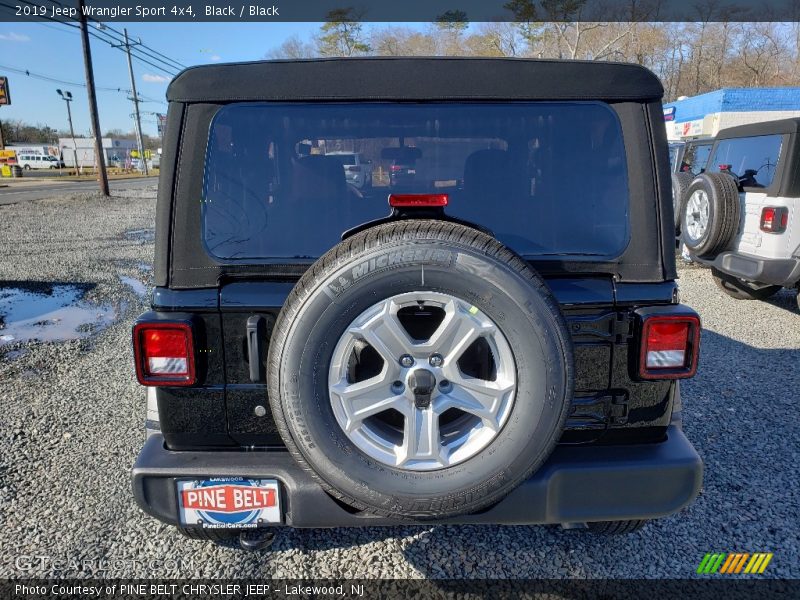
[
  {"xmin": 132, "ymin": 425, "xmax": 702, "ymax": 528},
  {"xmin": 700, "ymin": 251, "xmax": 800, "ymax": 287}
]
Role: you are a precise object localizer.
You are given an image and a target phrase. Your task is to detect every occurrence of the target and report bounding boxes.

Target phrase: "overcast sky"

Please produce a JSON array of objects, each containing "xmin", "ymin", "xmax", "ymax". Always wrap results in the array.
[{"xmin": 0, "ymin": 22, "xmax": 326, "ymax": 137}]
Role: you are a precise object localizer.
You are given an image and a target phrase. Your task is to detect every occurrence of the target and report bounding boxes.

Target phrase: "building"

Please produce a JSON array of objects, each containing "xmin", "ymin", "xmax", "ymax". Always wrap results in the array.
[
  {"xmin": 58, "ymin": 137, "xmax": 138, "ymax": 168},
  {"xmin": 663, "ymin": 88, "xmax": 800, "ymax": 141}
]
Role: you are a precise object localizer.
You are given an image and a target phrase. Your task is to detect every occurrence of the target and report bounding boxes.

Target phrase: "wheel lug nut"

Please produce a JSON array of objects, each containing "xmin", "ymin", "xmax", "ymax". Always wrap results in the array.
[
  {"xmin": 391, "ymin": 380, "xmax": 405, "ymax": 394},
  {"xmin": 399, "ymin": 354, "xmax": 415, "ymax": 368},
  {"xmin": 438, "ymin": 380, "xmax": 452, "ymax": 392},
  {"xmin": 429, "ymin": 353, "xmax": 444, "ymax": 367}
]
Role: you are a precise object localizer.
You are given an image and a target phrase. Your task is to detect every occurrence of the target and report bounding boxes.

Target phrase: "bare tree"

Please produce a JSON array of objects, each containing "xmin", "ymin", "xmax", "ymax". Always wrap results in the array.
[
  {"xmin": 265, "ymin": 34, "xmax": 315, "ymax": 59},
  {"xmin": 369, "ymin": 26, "xmax": 437, "ymax": 56},
  {"xmin": 262, "ymin": 14, "xmax": 800, "ymax": 103}
]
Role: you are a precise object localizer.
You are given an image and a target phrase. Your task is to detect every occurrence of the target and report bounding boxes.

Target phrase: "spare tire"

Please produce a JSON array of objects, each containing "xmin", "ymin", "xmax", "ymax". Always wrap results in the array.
[
  {"xmin": 680, "ymin": 172, "xmax": 740, "ymax": 258},
  {"xmin": 267, "ymin": 220, "xmax": 574, "ymax": 519},
  {"xmin": 671, "ymin": 172, "xmax": 694, "ymax": 232}
]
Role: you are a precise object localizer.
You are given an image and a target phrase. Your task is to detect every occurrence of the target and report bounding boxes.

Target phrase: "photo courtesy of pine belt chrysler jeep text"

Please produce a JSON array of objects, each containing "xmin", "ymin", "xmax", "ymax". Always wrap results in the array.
[{"xmin": 131, "ymin": 58, "xmax": 703, "ymax": 550}]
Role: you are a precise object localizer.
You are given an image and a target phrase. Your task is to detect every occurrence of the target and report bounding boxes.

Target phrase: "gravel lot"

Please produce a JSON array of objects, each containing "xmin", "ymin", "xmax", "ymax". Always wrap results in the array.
[{"xmin": 0, "ymin": 186, "xmax": 798, "ymax": 579}]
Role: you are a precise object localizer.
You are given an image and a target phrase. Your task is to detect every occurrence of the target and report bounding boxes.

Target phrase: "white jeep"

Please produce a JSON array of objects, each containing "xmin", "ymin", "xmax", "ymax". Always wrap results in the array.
[{"xmin": 678, "ymin": 118, "xmax": 800, "ymax": 307}]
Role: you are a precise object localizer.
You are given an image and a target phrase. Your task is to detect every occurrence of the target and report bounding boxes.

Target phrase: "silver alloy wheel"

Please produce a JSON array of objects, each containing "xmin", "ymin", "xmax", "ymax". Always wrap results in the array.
[
  {"xmin": 685, "ymin": 189, "xmax": 710, "ymax": 243},
  {"xmin": 328, "ymin": 291, "xmax": 516, "ymax": 471}
]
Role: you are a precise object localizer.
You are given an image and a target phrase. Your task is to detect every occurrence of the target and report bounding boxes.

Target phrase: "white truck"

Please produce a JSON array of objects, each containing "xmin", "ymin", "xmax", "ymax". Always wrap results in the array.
[{"xmin": 7, "ymin": 145, "xmax": 64, "ymax": 169}]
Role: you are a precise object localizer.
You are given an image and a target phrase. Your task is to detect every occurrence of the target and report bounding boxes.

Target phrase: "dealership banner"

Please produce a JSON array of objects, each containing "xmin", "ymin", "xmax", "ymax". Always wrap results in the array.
[
  {"xmin": 2, "ymin": 0, "xmax": 800, "ymax": 22},
  {"xmin": 2, "ymin": 579, "xmax": 797, "ymax": 599}
]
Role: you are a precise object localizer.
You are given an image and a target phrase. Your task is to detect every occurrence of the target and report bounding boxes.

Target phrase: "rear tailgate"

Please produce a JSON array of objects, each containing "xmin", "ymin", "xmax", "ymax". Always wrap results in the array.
[{"xmin": 215, "ymin": 277, "xmax": 675, "ymax": 447}]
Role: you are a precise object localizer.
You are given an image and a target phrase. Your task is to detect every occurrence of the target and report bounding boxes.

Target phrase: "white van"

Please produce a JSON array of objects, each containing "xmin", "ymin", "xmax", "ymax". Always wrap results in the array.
[{"xmin": 17, "ymin": 154, "xmax": 64, "ymax": 170}]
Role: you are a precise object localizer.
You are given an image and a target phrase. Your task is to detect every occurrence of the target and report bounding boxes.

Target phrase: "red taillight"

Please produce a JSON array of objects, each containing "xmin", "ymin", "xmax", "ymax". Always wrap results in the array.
[
  {"xmin": 639, "ymin": 315, "xmax": 700, "ymax": 380},
  {"xmin": 760, "ymin": 207, "xmax": 788, "ymax": 233},
  {"xmin": 133, "ymin": 322, "xmax": 195, "ymax": 386},
  {"xmin": 390, "ymin": 165, "xmax": 403, "ymax": 172},
  {"xmin": 389, "ymin": 193, "xmax": 449, "ymax": 208}
]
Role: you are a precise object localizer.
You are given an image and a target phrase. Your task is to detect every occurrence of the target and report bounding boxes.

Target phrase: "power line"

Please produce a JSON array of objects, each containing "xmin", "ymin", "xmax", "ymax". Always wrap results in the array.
[
  {"xmin": 0, "ymin": 63, "xmax": 167, "ymax": 103},
  {"xmin": 95, "ymin": 20, "xmax": 187, "ymax": 70},
  {"xmin": 89, "ymin": 25, "xmax": 180, "ymax": 76},
  {"xmin": 2, "ymin": 1, "xmax": 184, "ymax": 76},
  {"xmin": 36, "ymin": 20, "xmax": 80, "ymax": 36},
  {"xmin": 44, "ymin": 0, "xmax": 185, "ymax": 74},
  {"xmin": 0, "ymin": 63, "xmax": 124, "ymax": 92}
]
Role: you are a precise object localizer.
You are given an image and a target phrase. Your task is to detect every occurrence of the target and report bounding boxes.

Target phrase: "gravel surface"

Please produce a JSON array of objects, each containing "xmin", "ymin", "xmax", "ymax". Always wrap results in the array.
[{"xmin": 0, "ymin": 188, "xmax": 798, "ymax": 579}]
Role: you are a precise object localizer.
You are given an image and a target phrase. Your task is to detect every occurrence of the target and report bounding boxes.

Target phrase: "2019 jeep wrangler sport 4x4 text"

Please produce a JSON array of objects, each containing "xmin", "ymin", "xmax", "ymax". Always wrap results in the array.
[{"xmin": 131, "ymin": 58, "xmax": 703, "ymax": 549}]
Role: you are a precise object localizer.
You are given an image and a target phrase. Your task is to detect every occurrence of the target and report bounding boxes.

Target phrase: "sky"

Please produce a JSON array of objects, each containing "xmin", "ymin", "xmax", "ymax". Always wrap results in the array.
[{"xmin": 0, "ymin": 22, "xmax": 327, "ymax": 137}]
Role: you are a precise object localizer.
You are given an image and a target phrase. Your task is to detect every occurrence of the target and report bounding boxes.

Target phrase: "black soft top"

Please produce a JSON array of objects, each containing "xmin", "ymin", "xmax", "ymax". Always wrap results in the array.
[
  {"xmin": 166, "ymin": 57, "xmax": 663, "ymax": 103},
  {"xmin": 716, "ymin": 117, "xmax": 800, "ymax": 140},
  {"xmin": 155, "ymin": 57, "xmax": 676, "ymax": 288}
]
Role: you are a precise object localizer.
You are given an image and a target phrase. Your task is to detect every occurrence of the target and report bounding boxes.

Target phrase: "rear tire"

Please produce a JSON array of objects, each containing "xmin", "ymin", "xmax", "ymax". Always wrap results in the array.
[
  {"xmin": 712, "ymin": 268, "xmax": 782, "ymax": 300},
  {"xmin": 586, "ymin": 519, "xmax": 648, "ymax": 535},
  {"xmin": 671, "ymin": 172, "xmax": 694, "ymax": 233},
  {"xmin": 680, "ymin": 173, "xmax": 740, "ymax": 259}
]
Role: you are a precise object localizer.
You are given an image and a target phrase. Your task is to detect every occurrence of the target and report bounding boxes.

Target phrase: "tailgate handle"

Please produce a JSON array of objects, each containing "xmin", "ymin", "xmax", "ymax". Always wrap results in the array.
[{"xmin": 246, "ymin": 315, "xmax": 266, "ymax": 383}]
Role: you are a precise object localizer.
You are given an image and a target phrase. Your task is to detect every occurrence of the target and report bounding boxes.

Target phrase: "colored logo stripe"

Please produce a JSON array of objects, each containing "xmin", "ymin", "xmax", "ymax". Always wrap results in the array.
[
  {"xmin": 698, "ymin": 553, "xmax": 773, "ymax": 574},
  {"xmin": 697, "ymin": 553, "xmax": 726, "ymax": 574},
  {"xmin": 744, "ymin": 553, "xmax": 774, "ymax": 574},
  {"xmin": 719, "ymin": 553, "xmax": 749, "ymax": 573}
]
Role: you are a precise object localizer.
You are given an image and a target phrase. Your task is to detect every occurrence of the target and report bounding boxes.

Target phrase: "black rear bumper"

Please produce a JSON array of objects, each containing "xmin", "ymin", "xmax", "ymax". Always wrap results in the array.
[
  {"xmin": 132, "ymin": 425, "xmax": 702, "ymax": 528},
  {"xmin": 700, "ymin": 251, "xmax": 800, "ymax": 287}
]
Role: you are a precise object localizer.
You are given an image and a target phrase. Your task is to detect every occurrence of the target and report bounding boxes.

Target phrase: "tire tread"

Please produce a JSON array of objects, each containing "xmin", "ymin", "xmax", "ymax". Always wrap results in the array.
[{"xmin": 681, "ymin": 172, "xmax": 740, "ymax": 258}]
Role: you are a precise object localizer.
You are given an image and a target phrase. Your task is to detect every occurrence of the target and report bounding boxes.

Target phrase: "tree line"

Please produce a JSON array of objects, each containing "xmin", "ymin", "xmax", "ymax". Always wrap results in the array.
[
  {"xmin": 1, "ymin": 120, "xmax": 160, "ymax": 149},
  {"xmin": 268, "ymin": 9, "xmax": 800, "ymax": 102}
]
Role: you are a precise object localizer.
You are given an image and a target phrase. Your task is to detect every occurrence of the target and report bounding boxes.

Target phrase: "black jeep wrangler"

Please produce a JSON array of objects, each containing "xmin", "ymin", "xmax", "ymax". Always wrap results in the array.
[{"xmin": 132, "ymin": 58, "xmax": 703, "ymax": 548}]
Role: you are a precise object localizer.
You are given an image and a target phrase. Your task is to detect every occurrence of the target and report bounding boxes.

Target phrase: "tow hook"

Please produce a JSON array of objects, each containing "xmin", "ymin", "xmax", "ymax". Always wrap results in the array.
[{"xmin": 239, "ymin": 529, "xmax": 275, "ymax": 551}]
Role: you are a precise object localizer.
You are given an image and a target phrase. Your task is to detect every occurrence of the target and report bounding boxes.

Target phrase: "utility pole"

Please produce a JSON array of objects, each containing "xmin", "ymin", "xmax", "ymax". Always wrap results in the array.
[
  {"xmin": 78, "ymin": 0, "xmax": 109, "ymax": 196},
  {"xmin": 57, "ymin": 89, "xmax": 80, "ymax": 174},
  {"xmin": 113, "ymin": 29, "xmax": 148, "ymax": 175}
]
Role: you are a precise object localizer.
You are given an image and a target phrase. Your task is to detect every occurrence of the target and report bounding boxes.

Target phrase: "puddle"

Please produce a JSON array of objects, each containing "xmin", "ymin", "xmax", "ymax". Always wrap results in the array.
[
  {"xmin": 0, "ymin": 282, "xmax": 118, "ymax": 346},
  {"xmin": 124, "ymin": 228, "xmax": 155, "ymax": 243},
  {"xmin": 119, "ymin": 275, "xmax": 149, "ymax": 297},
  {"xmin": 2, "ymin": 348, "xmax": 27, "ymax": 361}
]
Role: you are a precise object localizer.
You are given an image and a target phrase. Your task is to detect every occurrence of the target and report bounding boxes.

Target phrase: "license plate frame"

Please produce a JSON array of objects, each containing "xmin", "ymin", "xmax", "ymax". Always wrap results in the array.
[{"xmin": 176, "ymin": 478, "xmax": 281, "ymax": 528}]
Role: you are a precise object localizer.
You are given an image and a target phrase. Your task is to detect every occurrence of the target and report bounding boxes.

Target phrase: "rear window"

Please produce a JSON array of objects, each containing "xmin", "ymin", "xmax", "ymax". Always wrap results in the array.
[
  {"xmin": 707, "ymin": 134, "xmax": 783, "ymax": 188},
  {"xmin": 680, "ymin": 142, "xmax": 713, "ymax": 176},
  {"xmin": 668, "ymin": 144, "xmax": 683, "ymax": 171},
  {"xmin": 202, "ymin": 102, "xmax": 629, "ymax": 261}
]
